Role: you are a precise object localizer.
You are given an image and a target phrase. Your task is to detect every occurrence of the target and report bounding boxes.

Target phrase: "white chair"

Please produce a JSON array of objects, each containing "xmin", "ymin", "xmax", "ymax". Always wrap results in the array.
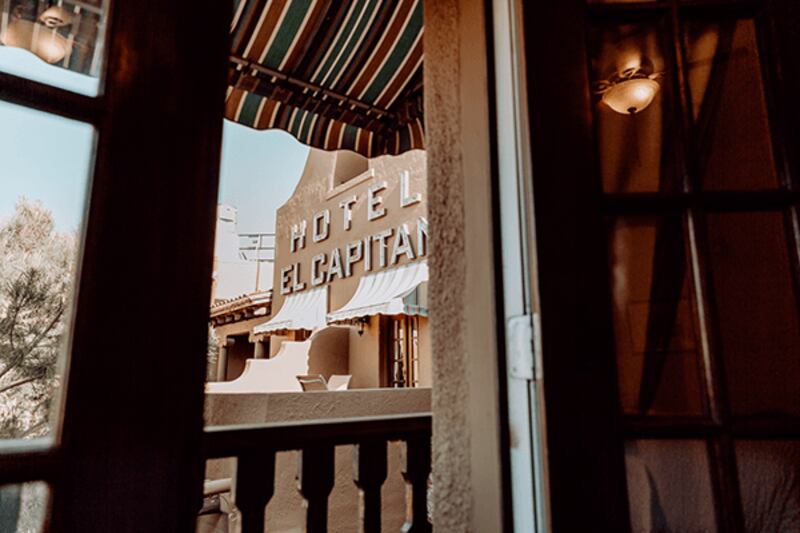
[
  {"xmin": 326, "ymin": 374, "xmax": 352, "ymax": 391},
  {"xmin": 295, "ymin": 374, "xmax": 352, "ymax": 391},
  {"xmin": 296, "ymin": 374, "xmax": 327, "ymax": 391}
]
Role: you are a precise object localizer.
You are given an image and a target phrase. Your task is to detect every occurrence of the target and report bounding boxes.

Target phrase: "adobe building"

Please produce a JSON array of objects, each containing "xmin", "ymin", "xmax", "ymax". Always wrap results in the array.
[
  {"xmin": 211, "ymin": 148, "xmax": 430, "ymax": 390},
  {"xmin": 208, "ymin": 205, "xmax": 273, "ymax": 381}
]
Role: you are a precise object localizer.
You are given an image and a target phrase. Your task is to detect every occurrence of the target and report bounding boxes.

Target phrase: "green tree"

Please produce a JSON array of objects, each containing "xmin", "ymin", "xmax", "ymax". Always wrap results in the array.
[
  {"xmin": 0, "ymin": 199, "xmax": 75, "ymax": 440},
  {"xmin": 207, "ymin": 326, "xmax": 219, "ymax": 382}
]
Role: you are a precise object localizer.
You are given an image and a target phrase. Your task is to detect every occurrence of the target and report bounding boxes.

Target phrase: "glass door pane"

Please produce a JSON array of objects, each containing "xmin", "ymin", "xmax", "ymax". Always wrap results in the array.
[
  {"xmin": 0, "ymin": 0, "xmax": 108, "ymax": 95},
  {"xmin": 0, "ymin": 99, "xmax": 94, "ymax": 442},
  {"xmin": 625, "ymin": 440, "xmax": 717, "ymax": 532},
  {"xmin": 588, "ymin": 17, "xmax": 682, "ymax": 193},
  {"xmin": 684, "ymin": 18, "xmax": 780, "ymax": 190},
  {"xmin": 734, "ymin": 440, "xmax": 800, "ymax": 532},
  {"xmin": 607, "ymin": 215, "xmax": 706, "ymax": 416},
  {"xmin": 0, "ymin": 481, "xmax": 48, "ymax": 532},
  {"xmin": 586, "ymin": 3, "xmax": 800, "ymax": 532},
  {"xmin": 705, "ymin": 211, "xmax": 800, "ymax": 417}
]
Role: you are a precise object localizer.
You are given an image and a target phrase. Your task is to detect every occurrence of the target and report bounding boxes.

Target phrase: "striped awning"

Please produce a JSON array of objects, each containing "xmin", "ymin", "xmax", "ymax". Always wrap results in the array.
[
  {"xmin": 253, "ymin": 286, "xmax": 327, "ymax": 335},
  {"xmin": 226, "ymin": 0, "xmax": 424, "ymax": 158},
  {"xmin": 327, "ymin": 261, "xmax": 428, "ymax": 324}
]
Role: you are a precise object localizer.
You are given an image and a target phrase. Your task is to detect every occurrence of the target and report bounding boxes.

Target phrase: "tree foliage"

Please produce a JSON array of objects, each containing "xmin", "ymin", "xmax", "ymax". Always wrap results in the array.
[
  {"xmin": 0, "ymin": 199, "xmax": 75, "ymax": 439},
  {"xmin": 207, "ymin": 327, "xmax": 219, "ymax": 382}
]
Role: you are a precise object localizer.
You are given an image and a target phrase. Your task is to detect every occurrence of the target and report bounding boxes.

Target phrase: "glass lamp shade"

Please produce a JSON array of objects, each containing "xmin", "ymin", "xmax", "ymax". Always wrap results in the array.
[
  {"xmin": 39, "ymin": 6, "xmax": 73, "ymax": 27},
  {"xmin": 0, "ymin": 19, "xmax": 70, "ymax": 64},
  {"xmin": 602, "ymin": 78, "xmax": 660, "ymax": 115}
]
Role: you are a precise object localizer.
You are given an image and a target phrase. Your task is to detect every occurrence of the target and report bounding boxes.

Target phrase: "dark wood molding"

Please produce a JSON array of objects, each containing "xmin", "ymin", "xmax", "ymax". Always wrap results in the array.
[
  {"xmin": 0, "ymin": 441, "xmax": 59, "ymax": 486},
  {"xmin": 523, "ymin": 0, "xmax": 632, "ymax": 530},
  {"xmin": 48, "ymin": 0, "xmax": 232, "ymax": 530},
  {"xmin": 0, "ymin": 71, "xmax": 103, "ymax": 124}
]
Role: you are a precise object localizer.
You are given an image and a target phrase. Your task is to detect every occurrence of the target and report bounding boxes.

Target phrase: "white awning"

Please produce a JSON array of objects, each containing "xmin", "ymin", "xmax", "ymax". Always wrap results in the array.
[
  {"xmin": 327, "ymin": 261, "xmax": 428, "ymax": 324},
  {"xmin": 253, "ymin": 286, "xmax": 327, "ymax": 335}
]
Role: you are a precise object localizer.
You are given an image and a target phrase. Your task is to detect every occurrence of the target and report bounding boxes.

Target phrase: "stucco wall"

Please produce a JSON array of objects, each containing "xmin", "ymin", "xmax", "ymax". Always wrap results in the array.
[
  {"xmin": 418, "ymin": 316, "xmax": 432, "ymax": 388},
  {"xmin": 426, "ymin": 0, "xmax": 505, "ymax": 530},
  {"xmin": 306, "ymin": 325, "xmax": 350, "ymax": 378},
  {"xmin": 347, "ymin": 316, "xmax": 382, "ymax": 389},
  {"xmin": 426, "ymin": 0, "xmax": 470, "ymax": 529},
  {"xmin": 271, "ymin": 149, "xmax": 427, "ymax": 314},
  {"xmin": 204, "ymin": 389, "xmax": 431, "ymax": 532},
  {"xmin": 269, "ymin": 334, "xmax": 289, "ymax": 357},
  {"xmin": 204, "ymin": 388, "xmax": 431, "ymax": 426}
]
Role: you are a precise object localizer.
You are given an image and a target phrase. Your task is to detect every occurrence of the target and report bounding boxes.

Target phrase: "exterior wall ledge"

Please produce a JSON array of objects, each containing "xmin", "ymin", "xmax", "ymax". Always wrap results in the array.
[
  {"xmin": 325, "ymin": 167, "xmax": 376, "ymax": 200},
  {"xmin": 204, "ymin": 387, "xmax": 432, "ymax": 426}
]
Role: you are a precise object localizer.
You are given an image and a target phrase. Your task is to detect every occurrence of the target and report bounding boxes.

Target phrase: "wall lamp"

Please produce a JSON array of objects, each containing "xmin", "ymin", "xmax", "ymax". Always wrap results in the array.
[{"xmin": 355, "ymin": 317, "xmax": 369, "ymax": 336}]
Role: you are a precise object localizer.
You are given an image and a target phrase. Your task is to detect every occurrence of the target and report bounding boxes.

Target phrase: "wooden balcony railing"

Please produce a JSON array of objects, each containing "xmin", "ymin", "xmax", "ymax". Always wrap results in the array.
[{"xmin": 202, "ymin": 412, "xmax": 433, "ymax": 533}]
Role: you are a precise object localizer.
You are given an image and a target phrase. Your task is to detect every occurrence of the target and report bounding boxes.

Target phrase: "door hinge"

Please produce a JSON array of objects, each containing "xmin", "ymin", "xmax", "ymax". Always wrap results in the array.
[{"xmin": 507, "ymin": 313, "xmax": 540, "ymax": 380}]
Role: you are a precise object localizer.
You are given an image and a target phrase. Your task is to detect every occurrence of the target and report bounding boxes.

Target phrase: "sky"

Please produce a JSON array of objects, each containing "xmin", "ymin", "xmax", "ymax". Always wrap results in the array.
[
  {"xmin": 218, "ymin": 122, "xmax": 309, "ymax": 234},
  {"xmin": 0, "ymin": 47, "xmax": 309, "ymax": 235}
]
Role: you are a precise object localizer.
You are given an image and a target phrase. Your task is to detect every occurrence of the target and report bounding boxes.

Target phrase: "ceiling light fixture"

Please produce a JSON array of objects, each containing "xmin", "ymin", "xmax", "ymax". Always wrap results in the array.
[{"xmin": 594, "ymin": 65, "xmax": 662, "ymax": 115}]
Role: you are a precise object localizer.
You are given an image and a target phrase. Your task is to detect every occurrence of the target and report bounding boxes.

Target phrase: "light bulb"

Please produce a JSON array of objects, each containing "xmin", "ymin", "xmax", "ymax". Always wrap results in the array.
[{"xmin": 602, "ymin": 78, "xmax": 660, "ymax": 115}]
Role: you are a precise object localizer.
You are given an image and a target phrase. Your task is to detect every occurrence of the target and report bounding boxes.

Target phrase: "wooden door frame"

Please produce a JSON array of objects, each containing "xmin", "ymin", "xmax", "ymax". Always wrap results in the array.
[
  {"xmin": 519, "ymin": 1, "xmax": 800, "ymax": 531},
  {"xmin": 35, "ymin": 0, "xmax": 231, "ymax": 530},
  {"xmin": 522, "ymin": 1, "xmax": 633, "ymax": 530}
]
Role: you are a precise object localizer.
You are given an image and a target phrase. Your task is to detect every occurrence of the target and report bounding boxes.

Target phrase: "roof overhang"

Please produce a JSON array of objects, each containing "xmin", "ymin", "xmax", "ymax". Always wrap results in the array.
[
  {"xmin": 210, "ymin": 290, "xmax": 272, "ymax": 323},
  {"xmin": 226, "ymin": 0, "xmax": 424, "ymax": 157}
]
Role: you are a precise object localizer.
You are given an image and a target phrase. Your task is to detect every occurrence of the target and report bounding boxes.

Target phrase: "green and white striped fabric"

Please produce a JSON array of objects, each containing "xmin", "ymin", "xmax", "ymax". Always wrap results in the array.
[{"xmin": 227, "ymin": 0, "xmax": 424, "ymax": 158}]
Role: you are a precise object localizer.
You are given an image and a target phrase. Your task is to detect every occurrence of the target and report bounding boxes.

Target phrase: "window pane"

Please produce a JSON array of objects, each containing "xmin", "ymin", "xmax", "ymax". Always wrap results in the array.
[
  {"xmin": 625, "ymin": 440, "xmax": 717, "ymax": 532},
  {"xmin": 207, "ymin": 124, "xmax": 431, "ymax": 393},
  {"xmin": 0, "ymin": 100, "xmax": 94, "ymax": 441},
  {"xmin": 588, "ymin": 19, "xmax": 680, "ymax": 193},
  {"xmin": 735, "ymin": 440, "xmax": 800, "ymax": 532},
  {"xmin": 0, "ymin": 482, "xmax": 49, "ymax": 532},
  {"xmin": 0, "ymin": 0, "xmax": 108, "ymax": 96},
  {"xmin": 608, "ymin": 215, "xmax": 706, "ymax": 416},
  {"xmin": 684, "ymin": 19, "xmax": 779, "ymax": 190},
  {"xmin": 706, "ymin": 212, "xmax": 800, "ymax": 417}
]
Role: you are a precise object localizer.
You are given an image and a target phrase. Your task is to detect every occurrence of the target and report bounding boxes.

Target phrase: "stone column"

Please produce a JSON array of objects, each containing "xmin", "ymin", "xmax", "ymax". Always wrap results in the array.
[{"xmin": 216, "ymin": 338, "xmax": 234, "ymax": 381}]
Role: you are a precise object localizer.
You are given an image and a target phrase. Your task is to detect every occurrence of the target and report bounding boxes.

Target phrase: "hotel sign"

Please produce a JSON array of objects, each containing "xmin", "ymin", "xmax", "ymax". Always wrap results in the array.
[{"xmin": 279, "ymin": 171, "xmax": 427, "ymax": 295}]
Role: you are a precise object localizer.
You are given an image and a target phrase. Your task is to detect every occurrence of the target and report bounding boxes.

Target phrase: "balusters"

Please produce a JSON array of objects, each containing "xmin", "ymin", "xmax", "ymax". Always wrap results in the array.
[
  {"xmin": 353, "ymin": 439, "xmax": 388, "ymax": 533},
  {"xmin": 298, "ymin": 444, "xmax": 335, "ymax": 533},
  {"xmin": 204, "ymin": 415, "xmax": 434, "ymax": 532},
  {"xmin": 401, "ymin": 435, "xmax": 432, "ymax": 533},
  {"xmin": 233, "ymin": 451, "xmax": 276, "ymax": 533}
]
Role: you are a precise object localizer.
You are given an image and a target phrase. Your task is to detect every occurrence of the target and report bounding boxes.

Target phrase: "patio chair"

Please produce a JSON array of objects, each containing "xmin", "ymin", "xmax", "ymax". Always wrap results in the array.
[
  {"xmin": 296, "ymin": 374, "xmax": 328, "ymax": 391},
  {"xmin": 326, "ymin": 374, "xmax": 352, "ymax": 391}
]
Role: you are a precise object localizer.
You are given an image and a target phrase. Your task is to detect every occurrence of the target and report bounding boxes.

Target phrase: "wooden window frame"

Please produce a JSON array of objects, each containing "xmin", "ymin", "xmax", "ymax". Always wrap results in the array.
[
  {"xmin": 591, "ymin": 1, "xmax": 800, "ymax": 530},
  {"xmin": 0, "ymin": 0, "xmax": 231, "ymax": 530},
  {"xmin": 523, "ymin": 0, "xmax": 800, "ymax": 531}
]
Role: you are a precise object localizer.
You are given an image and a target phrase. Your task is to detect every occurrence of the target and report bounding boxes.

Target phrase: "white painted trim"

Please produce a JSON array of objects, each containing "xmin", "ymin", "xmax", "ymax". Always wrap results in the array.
[{"xmin": 492, "ymin": 0, "xmax": 551, "ymax": 531}]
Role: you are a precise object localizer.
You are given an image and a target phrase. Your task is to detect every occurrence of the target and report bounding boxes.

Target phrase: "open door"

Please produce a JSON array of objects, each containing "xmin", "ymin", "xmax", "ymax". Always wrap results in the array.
[
  {"xmin": 516, "ymin": 0, "xmax": 800, "ymax": 531},
  {"xmin": 492, "ymin": 1, "xmax": 550, "ymax": 531}
]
